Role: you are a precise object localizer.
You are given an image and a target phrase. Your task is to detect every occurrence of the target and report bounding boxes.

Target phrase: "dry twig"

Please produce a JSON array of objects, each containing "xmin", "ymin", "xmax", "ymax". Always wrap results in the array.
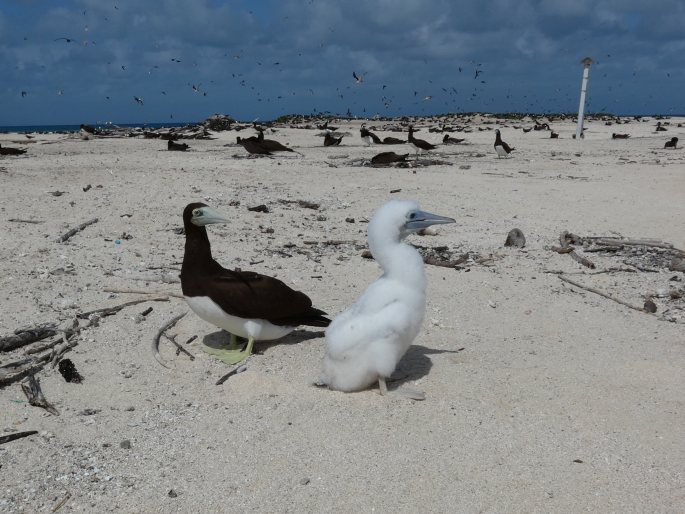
[
  {"xmin": 152, "ymin": 312, "xmax": 187, "ymax": 368},
  {"xmin": 103, "ymin": 287, "xmax": 184, "ymax": 299},
  {"xmin": 56, "ymin": 218, "xmax": 98, "ymax": 243},
  {"xmin": 558, "ymin": 274, "xmax": 647, "ymax": 313},
  {"xmin": 0, "ymin": 430, "xmax": 39, "ymax": 446},
  {"xmin": 77, "ymin": 296, "xmax": 169, "ymax": 319},
  {"xmin": 21, "ymin": 374, "xmax": 59, "ymax": 415}
]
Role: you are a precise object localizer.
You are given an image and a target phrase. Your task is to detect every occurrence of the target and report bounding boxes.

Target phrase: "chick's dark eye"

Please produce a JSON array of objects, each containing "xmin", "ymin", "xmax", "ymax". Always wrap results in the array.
[{"xmin": 409, "ymin": 212, "xmax": 416, "ymax": 219}]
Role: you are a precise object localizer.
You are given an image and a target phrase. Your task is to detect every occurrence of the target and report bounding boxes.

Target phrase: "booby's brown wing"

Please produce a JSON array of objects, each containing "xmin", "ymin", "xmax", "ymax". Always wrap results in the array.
[{"xmin": 193, "ymin": 267, "xmax": 330, "ymax": 327}]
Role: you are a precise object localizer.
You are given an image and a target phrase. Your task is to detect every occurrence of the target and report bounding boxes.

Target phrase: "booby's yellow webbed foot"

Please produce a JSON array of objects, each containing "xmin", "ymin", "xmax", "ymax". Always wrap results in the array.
[{"xmin": 202, "ymin": 336, "xmax": 255, "ymax": 365}]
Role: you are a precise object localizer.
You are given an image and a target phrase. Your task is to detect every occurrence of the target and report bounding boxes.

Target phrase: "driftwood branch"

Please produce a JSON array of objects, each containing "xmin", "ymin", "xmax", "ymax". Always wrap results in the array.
[
  {"xmin": 216, "ymin": 363, "xmax": 248, "ymax": 385},
  {"xmin": 56, "ymin": 218, "xmax": 98, "ymax": 243},
  {"xmin": 165, "ymin": 334, "xmax": 195, "ymax": 361},
  {"xmin": 77, "ymin": 296, "xmax": 169, "ymax": 319},
  {"xmin": 0, "ymin": 358, "xmax": 48, "ymax": 388},
  {"xmin": 558, "ymin": 275, "xmax": 646, "ymax": 313},
  {"xmin": 422, "ymin": 254, "xmax": 470, "ymax": 268},
  {"xmin": 103, "ymin": 287, "xmax": 184, "ymax": 299},
  {"xmin": 303, "ymin": 240, "xmax": 357, "ymax": 246},
  {"xmin": 557, "ymin": 231, "xmax": 596, "ymax": 269},
  {"xmin": 21, "ymin": 374, "xmax": 59, "ymax": 415},
  {"xmin": 152, "ymin": 312, "xmax": 187, "ymax": 368},
  {"xmin": 0, "ymin": 430, "xmax": 39, "ymax": 446},
  {"xmin": 586, "ymin": 237, "xmax": 685, "ymax": 257},
  {"xmin": 8, "ymin": 219, "xmax": 44, "ymax": 224},
  {"xmin": 1, "ymin": 324, "xmax": 58, "ymax": 353}
]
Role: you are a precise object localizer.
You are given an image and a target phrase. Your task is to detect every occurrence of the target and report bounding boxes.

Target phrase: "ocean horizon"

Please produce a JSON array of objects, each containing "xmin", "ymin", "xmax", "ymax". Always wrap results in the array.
[
  {"xmin": 1, "ymin": 112, "xmax": 682, "ymax": 134},
  {"xmin": 0, "ymin": 121, "xmax": 194, "ymax": 134}
]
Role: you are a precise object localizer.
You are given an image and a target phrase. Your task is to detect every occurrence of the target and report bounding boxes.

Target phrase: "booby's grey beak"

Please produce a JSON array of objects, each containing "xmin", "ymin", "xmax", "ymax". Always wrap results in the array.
[
  {"xmin": 192, "ymin": 206, "xmax": 231, "ymax": 226},
  {"xmin": 404, "ymin": 210, "xmax": 456, "ymax": 232}
]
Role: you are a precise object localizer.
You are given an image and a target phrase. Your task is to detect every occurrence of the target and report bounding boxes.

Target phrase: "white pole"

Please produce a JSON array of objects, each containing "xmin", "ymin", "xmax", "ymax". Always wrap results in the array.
[{"xmin": 575, "ymin": 57, "xmax": 593, "ymax": 140}]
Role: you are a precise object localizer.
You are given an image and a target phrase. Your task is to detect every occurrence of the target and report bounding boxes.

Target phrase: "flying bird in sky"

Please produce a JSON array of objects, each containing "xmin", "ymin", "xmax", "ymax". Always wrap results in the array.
[{"xmin": 353, "ymin": 71, "xmax": 364, "ymax": 84}]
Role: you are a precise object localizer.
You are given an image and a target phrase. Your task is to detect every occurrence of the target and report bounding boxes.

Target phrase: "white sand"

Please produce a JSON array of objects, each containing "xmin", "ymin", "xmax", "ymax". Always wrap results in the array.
[{"xmin": 1, "ymin": 116, "xmax": 684, "ymax": 513}]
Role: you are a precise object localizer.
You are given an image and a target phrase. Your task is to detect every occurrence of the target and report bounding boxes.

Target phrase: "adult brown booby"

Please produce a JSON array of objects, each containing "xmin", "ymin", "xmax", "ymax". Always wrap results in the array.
[
  {"xmin": 407, "ymin": 126, "xmax": 436, "ymax": 158},
  {"xmin": 360, "ymin": 125, "xmax": 381, "ymax": 145},
  {"xmin": 442, "ymin": 134, "xmax": 465, "ymax": 144},
  {"xmin": 664, "ymin": 137, "xmax": 678, "ymax": 149},
  {"xmin": 324, "ymin": 132, "xmax": 343, "ymax": 146},
  {"xmin": 371, "ymin": 151, "xmax": 409, "ymax": 165},
  {"xmin": 181, "ymin": 203, "xmax": 330, "ymax": 364},
  {"xmin": 382, "ymin": 136, "xmax": 405, "ymax": 145},
  {"xmin": 168, "ymin": 140, "xmax": 189, "ymax": 151},
  {"xmin": 494, "ymin": 129, "xmax": 514, "ymax": 158},
  {"xmin": 237, "ymin": 136, "xmax": 272, "ymax": 155},
  {"xmin": 80, "ymin": 124, "xmax": 97, "ymax": 140},
  {"xmin": 257, "ymin": 129, "xmax": 295, "ymax": 153},
  {"xmin": 0, "ymin": 144, "xmax": 27, "ymax": 156}
]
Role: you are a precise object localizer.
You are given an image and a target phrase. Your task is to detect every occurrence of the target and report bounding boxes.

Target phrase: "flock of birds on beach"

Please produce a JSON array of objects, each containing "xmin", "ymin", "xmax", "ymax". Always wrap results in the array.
[{"xmin": 1, "ymin": 115, "xmax": 681, "ymax": 396}]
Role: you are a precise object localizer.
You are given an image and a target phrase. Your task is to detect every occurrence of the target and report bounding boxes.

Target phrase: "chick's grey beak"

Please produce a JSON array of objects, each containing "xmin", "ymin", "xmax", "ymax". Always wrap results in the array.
[
  {"xmin": 194, "ymin": 206, "xmax": 231, "ymax": 226},
  {"xmin": 405, "ymin": 210, "xmax": 456, "ymax": 231}
]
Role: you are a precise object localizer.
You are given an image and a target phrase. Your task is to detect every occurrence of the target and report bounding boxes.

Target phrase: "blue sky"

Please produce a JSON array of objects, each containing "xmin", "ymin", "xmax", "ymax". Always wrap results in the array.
[{"xmin": 1, "ymin": 0, "xmax": 683, "ymax": 125}]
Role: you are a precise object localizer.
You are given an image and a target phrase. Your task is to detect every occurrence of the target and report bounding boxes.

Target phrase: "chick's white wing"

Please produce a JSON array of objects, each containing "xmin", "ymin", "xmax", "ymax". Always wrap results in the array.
[{"xmin": 325, "ymin": 300, "xmax": 410, "ymax": 359}]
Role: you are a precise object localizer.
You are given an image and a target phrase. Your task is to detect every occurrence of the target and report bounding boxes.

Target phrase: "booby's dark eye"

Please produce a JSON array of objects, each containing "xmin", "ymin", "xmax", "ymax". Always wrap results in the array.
[{"xmin": 193, "ymin": 209, "xmax": 202, "ymax": 217}]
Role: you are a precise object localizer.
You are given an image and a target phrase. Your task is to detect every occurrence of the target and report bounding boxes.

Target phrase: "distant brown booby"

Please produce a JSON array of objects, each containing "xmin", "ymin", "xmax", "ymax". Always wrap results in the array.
[
  {"xmin": 494, "ymin": 129, "xmax": 514, "ymax": 158},
  {"xmin": 407, "ymin": 126, "xmax": 436, "ymax": 158},
  {"xmin": 324, "ymin": 132, "xmax": 343, "ymax": 146},
  {"xmin": 0, "ymin": 144, "xmax": 27, "ymax": 156},
  {"xmin": 382, "ymin": 136, "xmax": 405, "ymax": 145},
  {"xmin": 664, "ymin": 137, "xmax": 678, "ymax": 149},
  {"xmin": 371, "ymin": 152, "xmax": 409, "ymax": 165},
  {"xmin": 168, "ymin": 140, "xmax": 189, "ymax": 151},
  {"xmin": 237, "ymin": 136, "xmax": 272, "ymax": 155},
  {"xmin": 180, "ymin": 203, "xmax": 330, "ymax": 364},
  {"xmin": 442, "ymin": 134, "xmax": 465, "ymax": 145},
  {"xmin": 360, "ymin": 125, "xmax": 381, "ymax": 145},
  {"xmin": 257, "ymin": 129, "xmax": 295, "ymax": 153}
]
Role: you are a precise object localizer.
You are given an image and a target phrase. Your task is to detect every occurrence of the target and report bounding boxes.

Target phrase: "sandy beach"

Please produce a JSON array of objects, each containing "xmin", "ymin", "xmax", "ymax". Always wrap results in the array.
[{"xmin": 1, "ymin": 115, "xmax": 684, "ymax": 513}]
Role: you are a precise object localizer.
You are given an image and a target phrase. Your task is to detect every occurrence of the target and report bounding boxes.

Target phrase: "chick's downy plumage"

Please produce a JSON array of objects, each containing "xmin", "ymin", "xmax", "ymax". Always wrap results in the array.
[{"xmin": 321, "ymin": 200, "xmax": 454, "ymax": 393}]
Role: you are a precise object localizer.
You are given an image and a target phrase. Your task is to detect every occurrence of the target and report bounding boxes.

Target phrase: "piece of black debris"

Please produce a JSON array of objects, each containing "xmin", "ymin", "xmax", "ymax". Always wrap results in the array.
[
  {"xmin": 248, "ymin": 204, "xmax": 270, "ymax": 213},
  {"xmin": 58, "ymin": 358, "xmax": 84, "ymax": 383}
]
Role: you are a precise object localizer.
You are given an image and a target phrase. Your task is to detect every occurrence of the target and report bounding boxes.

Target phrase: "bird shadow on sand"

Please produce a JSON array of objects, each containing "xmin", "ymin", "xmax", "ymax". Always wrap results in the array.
[
  {"xmin": 201, "ymin": 329, "xmax": 325, "ymax": 354},
  {"xmin": 388, "ymin": 345, "xmax": 462, "ymax": 390}
]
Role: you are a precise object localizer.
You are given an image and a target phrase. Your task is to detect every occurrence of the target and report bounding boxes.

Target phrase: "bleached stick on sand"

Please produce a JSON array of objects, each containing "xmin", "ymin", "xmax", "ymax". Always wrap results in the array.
[
  {"xmin": 558, "ymin": 275, "xmax": 646, "ymax": 313},
  {"xmin": 103, "ymin": 287, "xmax": 184, "ymax": 299},
  {"xmin": 55, "ymin": 217, "xmax": 99, "ymax": 243},
  {"xmin": 152, "ymin": 312, "xmax": 187, "ymax": 369}
]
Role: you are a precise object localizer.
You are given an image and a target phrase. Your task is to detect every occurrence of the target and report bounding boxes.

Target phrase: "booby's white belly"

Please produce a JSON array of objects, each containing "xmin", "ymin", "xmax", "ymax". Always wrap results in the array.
[
  {"xmin": 410, "ymin": 142, "xmax": 426, "ymax": 153},
  {"xmin": 184, "ymin": 296, "xmax": 294, "ymax": 340},
  {"xmin": 495, "ymin": 145, "xmax": 508, "ymax": 157}
]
